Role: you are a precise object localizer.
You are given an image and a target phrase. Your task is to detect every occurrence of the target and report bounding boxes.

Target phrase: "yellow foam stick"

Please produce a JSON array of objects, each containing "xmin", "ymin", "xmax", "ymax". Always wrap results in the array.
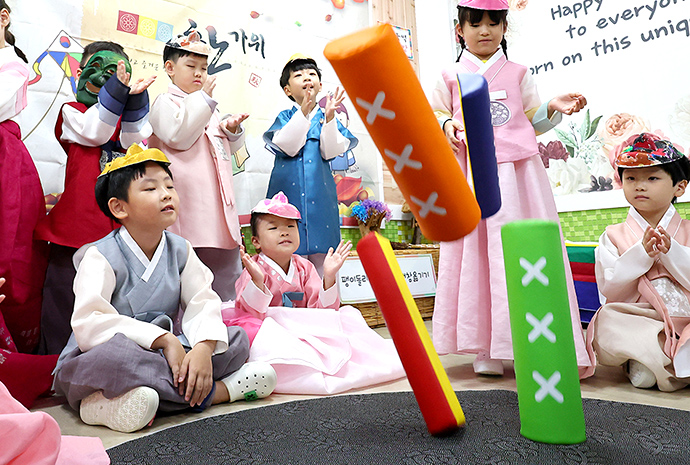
[
  {"xmin": 324, "ymin": 24, "xmax": 481, "ymax": 242},
  {"xmin": 357, "ymin": 232, "xmax": 465, "ymax": 435}
]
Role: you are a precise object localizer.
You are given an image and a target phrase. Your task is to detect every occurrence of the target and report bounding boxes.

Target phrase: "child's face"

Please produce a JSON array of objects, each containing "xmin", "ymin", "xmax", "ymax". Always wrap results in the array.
[
  {"xmin": 112, "ymin": 163, "xmax": 179, "ymax": 232},
  {"xmin": 76, "ymin": 51, "xmax": 131, "ymax": 107},
  {"xmin": 251, "ymin": 215, "xmax": 300, "ymax": 262},
  {"xmin": 622, "ymin": 166, "xmax": 686, "ymax": 219},
  {"xmin": 457, "ymin": 11, "xmax": 506, "ymax": 61},
  {"xmin": 165, "ymin": 54, "xmax": 208, "ymax": 94},
  {"xmin": 0, "ymin": 9, "xmax": 9, "ymax": 48},
  {"xmin": 283, "ymin": 67, "xmax": 322, "ymax": 105}
]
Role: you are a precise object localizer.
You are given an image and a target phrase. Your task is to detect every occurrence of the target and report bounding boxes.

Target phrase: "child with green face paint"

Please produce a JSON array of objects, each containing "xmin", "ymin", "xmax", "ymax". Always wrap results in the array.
[{"xmin": 35, "ymin": 41, "xmax": 157, "ymax": 356}]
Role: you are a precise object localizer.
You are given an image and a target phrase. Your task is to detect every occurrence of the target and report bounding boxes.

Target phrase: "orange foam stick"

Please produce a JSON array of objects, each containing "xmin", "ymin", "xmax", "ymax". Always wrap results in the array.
[
  {"xmin": 357, "ymin": 232, "xmax": 465, "ymax": 436},
  {"xmin": 324, "ymin": 24, "xmax": 480, "ymax": 242}
]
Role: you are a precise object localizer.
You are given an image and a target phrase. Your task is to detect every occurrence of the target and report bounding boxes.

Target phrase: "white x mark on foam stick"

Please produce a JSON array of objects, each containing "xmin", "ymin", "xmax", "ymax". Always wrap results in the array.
[
  {"xmin": 356, "ymin": 91, "xmax": 396, "ymax": 125},
  {"xmin": 533, "ymin": 371, "xmax": 564, "ymax": 403},
  {"xmin": 384, "ymin": 144, "xmax": 422, "ymax": 173},
  {"xmin": 520, "ymin": 257, "xmax": 549, "ymax": 287},
  {"xmin": 526, "ymin": 312, "xmax": 556, "ymax": 343},
  {"xmin": 410, "ymin": 192, "xmax": 446, "ymax": 218}
]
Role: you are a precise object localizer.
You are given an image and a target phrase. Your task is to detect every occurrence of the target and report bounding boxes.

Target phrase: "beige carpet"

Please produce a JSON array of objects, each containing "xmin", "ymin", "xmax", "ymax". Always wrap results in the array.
[{"xmin": 33, "ymin": 322, "xmax": 690, "ymax": 449}]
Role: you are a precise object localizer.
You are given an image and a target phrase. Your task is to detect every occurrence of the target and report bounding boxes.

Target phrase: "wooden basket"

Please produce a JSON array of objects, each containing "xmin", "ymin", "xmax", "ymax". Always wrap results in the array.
[{"xmin": 349, "ymin": 244, "xmax": 439, "ymax": 328}]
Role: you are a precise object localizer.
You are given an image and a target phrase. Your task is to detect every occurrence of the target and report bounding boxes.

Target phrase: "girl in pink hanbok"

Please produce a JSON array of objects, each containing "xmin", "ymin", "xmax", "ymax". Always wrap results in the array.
[
  {"xmin": 225, "ymin": 193, "xmax": 405, "ymax": 394},
  {"xmin": 430, "ymin": 0, "xmax": 594, "ymax": 375}
]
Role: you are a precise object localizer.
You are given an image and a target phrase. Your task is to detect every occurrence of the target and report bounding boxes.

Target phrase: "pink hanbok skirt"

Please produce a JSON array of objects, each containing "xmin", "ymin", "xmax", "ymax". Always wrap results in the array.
[
  {"xmin": 432, "ymin": 154, "xmax": 594, "ymax": 368},
  {"xmin": 225, "ymin": 304, "xmax": 406, "ymax": 394}
]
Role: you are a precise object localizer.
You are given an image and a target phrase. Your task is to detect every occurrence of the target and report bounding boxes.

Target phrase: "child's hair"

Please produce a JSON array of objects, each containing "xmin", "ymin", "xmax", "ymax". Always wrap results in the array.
[
  {"xmin": 94, "ymin": 162, "xmax": 174, "ymax": 223},
  {"xmin": 456, "ymin": 6, "xmax": 508, "ymax": 59},
  {"xmin": 618, "ymin": 158, "xmax": 690, "ymax": 204},
  {"xmin": 79, "ymin": 41, "xmax": 128, "ymax": 68},
  {"xmin": 1, "ymin": 1, "xmax": 27, "ymax": 63},
  {"xmin": 280, "ymin": 57, "xmax": 322, "ymax": 101},
  {"xmin": 250, "ymin": 212, "xmax": 268, "ymax": 239},
  {"xmin": 162, "ymin": 45, "xmax": 206, "ymax": 65}
]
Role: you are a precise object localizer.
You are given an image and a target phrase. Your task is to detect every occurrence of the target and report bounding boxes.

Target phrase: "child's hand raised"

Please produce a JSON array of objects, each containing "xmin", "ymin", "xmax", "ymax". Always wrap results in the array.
[
  {"xmin": 443, "ymin": 119, "xmax": 465, "ymax": 154},
  {"xmin": 642, "ymin": 225, "xmax": 670, "ymax": 257},
  {"xmin": 240, "ymin": 245, "xmax": 266, "ymax": 291},
  {"xmin": 203, "ymin": 75, "xmax": 217, "ymax": 98},
  {"xmin": 301, "ymin": 85, "xmax": 315, "ymax": 117},
  {"xmin": 655, "ymin": 225, "xmax": 672, "ymax": 254},
  {"xmin": 324, "ymin": 87, "xmax": 346, "ymax": 123},
  {"xmin": 116, "ymin": 60, "xmax": 131, "ymax": 87},
  {"xmin": 548, "ymin": 93, "xmax": 587, "ymax": 115},
  {"xmin": 129, "ymin": 75, "xmax": 157, "ymax": 95},
  {"xmin": 222, "ymin": 113, "xmax": 250, "ymax": 134},
  {"xmin": 323, "ymin": 240, "xmax": 352, "ymax": 290}
]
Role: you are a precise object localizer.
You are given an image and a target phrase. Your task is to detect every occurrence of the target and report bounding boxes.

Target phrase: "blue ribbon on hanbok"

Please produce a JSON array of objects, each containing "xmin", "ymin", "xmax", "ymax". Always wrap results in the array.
[{"xmin": 282, "ymin": 292, "xmax": 304, "ymax": 308}]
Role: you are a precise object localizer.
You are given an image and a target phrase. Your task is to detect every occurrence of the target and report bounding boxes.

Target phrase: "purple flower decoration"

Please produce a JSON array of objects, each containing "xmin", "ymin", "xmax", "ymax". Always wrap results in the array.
[
  {"xmin": 539, "ymin": 140, "xmax": 569, "ymax": 168},
  {"xmin": 350, "ymin": 199, "xmax": 392, "ymax": 222}
]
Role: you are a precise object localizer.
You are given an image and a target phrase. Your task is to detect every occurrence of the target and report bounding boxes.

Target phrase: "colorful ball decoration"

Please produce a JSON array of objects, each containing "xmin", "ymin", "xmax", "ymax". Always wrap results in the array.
[{"xmin": 332, "ymin": 0, "xmax": 345, "ymax": 8}]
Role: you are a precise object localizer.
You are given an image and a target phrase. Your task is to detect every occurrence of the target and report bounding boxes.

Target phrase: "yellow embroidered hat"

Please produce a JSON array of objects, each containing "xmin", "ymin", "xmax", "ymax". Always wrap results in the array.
[{"xmin": 99, "ymin": 144, "xmax": 170, "ymax": 177}]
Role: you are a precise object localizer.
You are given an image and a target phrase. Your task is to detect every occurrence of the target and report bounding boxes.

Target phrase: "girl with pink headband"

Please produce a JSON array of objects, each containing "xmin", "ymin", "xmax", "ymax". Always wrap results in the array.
[{"xmin": 430, "ymin": 0, "xmax": 594, "ymax": 376}]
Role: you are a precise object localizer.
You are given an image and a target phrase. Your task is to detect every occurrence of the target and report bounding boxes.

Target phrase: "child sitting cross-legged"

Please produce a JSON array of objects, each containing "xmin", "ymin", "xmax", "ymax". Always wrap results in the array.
[
  {"xmin": 53, "ymin": 145, "xmax": 276, "ymax": 433},
  {"xmin": 224, "ymin": 192, "xmax": 405, "ymax": 395},
  {"xmin": 590, "ymin": 133, "xmax": 690, "ymax": 391}
]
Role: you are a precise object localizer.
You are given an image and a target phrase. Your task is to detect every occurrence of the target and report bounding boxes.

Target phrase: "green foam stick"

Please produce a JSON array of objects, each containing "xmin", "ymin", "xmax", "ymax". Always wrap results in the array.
[{"xmin": 501, "ymin": 219, "xmax": 586, "ymax": 444}]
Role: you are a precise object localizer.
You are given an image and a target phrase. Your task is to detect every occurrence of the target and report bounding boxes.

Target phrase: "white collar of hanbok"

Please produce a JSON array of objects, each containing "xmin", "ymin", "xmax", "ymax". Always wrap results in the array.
[
  {"xmin": 259, "ymin": 252, "xmax": 295, "ymax": 282},
  {"xmin": 291, "ymin": 102, "xmax": 322, "ymax": 120},
  {"xmin": 462, "ymin": 48, "xmax": 505, "ymax": 76},
  {"xmin": 629, "ymin": 204, "xmax": 676, "ymax": 231},
  {"xmin": 119, "ymin": 227, "xmax": 166, "ymax": 282}
]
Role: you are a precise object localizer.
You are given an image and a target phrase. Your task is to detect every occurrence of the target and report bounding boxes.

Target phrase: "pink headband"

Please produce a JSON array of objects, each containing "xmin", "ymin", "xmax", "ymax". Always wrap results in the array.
[
  {"xmin": 251, "ymin": 192, "xmax": 302, "ymax": 220},
  {"xmin": 458, "ymin": 0, "xmax": 509, "ymax": 10}
]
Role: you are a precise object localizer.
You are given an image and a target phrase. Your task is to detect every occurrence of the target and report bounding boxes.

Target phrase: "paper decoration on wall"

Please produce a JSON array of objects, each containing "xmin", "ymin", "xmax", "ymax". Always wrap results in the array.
[
  {"xmin": 28, "ymin": 31, "xmax": 82, "ymax": 94},
  {"xmin": 117, "ymin": 10, "xmax": 174, "ymax": 42}
]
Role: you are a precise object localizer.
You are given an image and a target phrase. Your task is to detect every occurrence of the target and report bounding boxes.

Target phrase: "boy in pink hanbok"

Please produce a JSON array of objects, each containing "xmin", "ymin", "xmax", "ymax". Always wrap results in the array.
[
  {"xmin": 590, "ymin": 133, "xmax": 690, "ymax": 391},
  {"xmin": 149, "ymin": 28, "xmax": 248, "ymax": 301},
  {"xmin": 228, "ymin": 192, "xmax": 405, "ymax": 394}
]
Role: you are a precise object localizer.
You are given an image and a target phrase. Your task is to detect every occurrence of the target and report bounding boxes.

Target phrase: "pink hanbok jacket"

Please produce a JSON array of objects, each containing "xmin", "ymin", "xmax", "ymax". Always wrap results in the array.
[
  {"xmin": 0, "ymin": 382, "xmax": 108, "ymax": 465},
  {"xmin": 595, "ymin": 208, "xmax": 690, "ymax": 361},
  {"xmin": 149, "ymin": 85, "xmax": 243, "ymax": 250},
  {"xmin": 235, "ymin": 253, "xmax": 339, "ymax": 319}
]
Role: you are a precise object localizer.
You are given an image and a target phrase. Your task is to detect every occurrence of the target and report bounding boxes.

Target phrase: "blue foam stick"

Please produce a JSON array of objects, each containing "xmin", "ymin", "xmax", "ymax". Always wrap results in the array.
[{"xmin": 457, "ymin": 73, "xmax": 501, "ymax": 219}]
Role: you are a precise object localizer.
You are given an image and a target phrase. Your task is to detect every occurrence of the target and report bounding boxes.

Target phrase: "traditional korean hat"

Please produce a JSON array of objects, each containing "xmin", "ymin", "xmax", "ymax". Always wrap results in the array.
[
  {"xmin": 251, "ymin": 192, "xmax": 302, "ymax": 220},
  {"xmin": 165, "ymin": 27, "xmax": 210, "ymax": 56},
  {"xmin": 614, "ymin": 132, "xmax": 686, "ymax": 168},
  {"xmin": 458, "ymin": 0, "xmax": 509, "ymax": 10},
  {"xmin": 99, "ymin": 144, "xmax": 170, "ymax": 177}
]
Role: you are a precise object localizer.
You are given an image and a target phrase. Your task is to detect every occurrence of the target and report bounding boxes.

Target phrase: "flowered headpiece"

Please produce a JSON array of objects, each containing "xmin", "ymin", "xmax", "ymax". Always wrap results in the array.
[
  {"xmin": 458, "ymin": 0, "xmax": 509, "ymax": 10},
  {"xmin": 99, "ymin": 144, "xmax": 170, "ymax": 177},
  {"xmin": 251, "ymin": 192, "xmax": 302, "ymax": 220},
  {"xmin": 165, "ymin": 28, "xmax": 210, "ymax": 56},
  {"xmin": 614, "ymin": 133, "xmax": 686, "ymax": 168}
]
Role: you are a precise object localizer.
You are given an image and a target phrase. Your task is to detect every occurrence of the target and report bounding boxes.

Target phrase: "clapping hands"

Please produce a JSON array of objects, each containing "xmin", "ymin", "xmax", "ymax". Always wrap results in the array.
[
  {"xmin": 643, "ymin": 225, "xmax": 671, "ymax": 258},
  {"xmin": 323, "ymin": 240, "xmax": 353, "ymax": 290}
]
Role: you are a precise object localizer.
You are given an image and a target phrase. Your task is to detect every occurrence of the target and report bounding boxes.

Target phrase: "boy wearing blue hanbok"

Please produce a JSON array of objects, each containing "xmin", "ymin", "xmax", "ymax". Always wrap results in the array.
[
  {"xmin": 53, "ymin": 145, "xmax": 276, "ymax": 433},
  {"xmin": 263, "ymin": 54, "xmax": 358, "ymax": 274}
]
